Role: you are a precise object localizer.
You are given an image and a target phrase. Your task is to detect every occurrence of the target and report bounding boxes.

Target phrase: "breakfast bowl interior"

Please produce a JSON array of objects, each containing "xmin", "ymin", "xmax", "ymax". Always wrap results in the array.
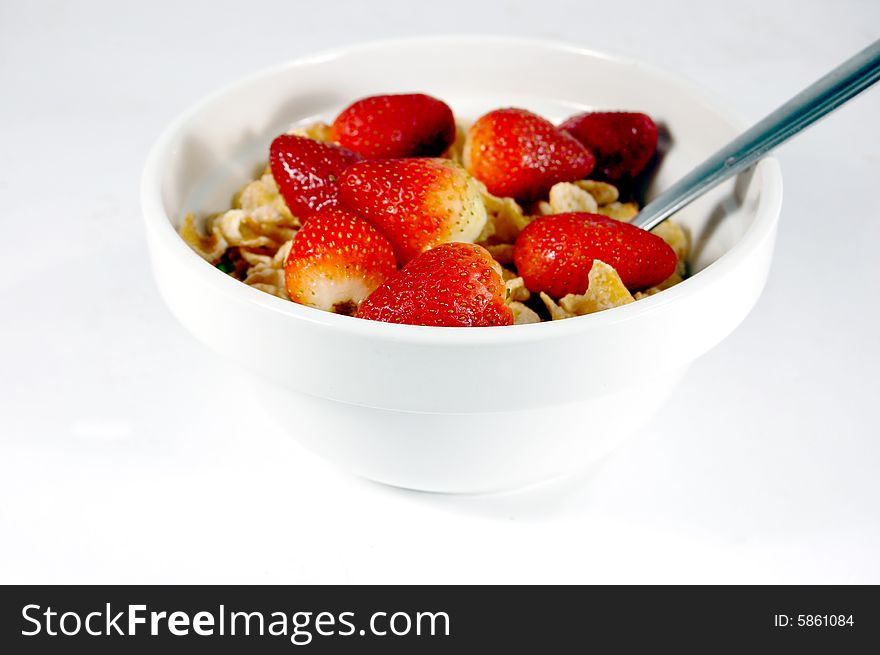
[{"xmin": 143, "ymin": 37, "xmax": 782, "ymax": 492}]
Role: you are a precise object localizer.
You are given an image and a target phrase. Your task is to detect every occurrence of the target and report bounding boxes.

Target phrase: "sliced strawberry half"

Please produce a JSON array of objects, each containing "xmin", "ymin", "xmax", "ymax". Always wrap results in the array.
[
  {"xmin": 513, "ymin": 212, "xmax": 677, "ymax": 297},
  {"xmin": 559, "ymin": 111, "xmax": 658, "ymax": 183},
  {"xmin": 338, "ymin": 157, "xmax": 487, "ymax": 265},
  {"xmin": 269, "ymin": 134, "xmax": 361, "ymax": 221},
  {"xmin": 464, "ymin": 108, "xmax": 595, "ymax": 202},
  {"xmin": 330, "ymin": 93, "xmax": 456, "ymax": 159},
  {"xmin": 284, "ymin": 207, "xmax": 396, "ymax": 315},
  {"xmin": 357, "ymin": 242, "xmax": 513, "ymax": 327}
]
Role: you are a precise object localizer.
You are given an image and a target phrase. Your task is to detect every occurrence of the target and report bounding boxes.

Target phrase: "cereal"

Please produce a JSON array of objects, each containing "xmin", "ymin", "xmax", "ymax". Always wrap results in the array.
[
  {"xmin": 537, "ymin": 261, "xmax": 634, "ymax": 320},
  {"xmin": 243, "ymin": 266, "xmax": 288, "ymax": 299},
  {"xmin": 288, "ymin": 121, "xmax": 334, "ymax": 142},
  {"xmin": 557, "ymin": 260, "xmax": 634, "ymax": 315},
  {"xmin": 574, "ymin": 180, "xmax": 619, "ymax": 205},
  {"xmin": 234, "ymin": 172, "xmax": 296, "ymax": 223},
  {"xmin": 548, "ymin": 182, "xmax": 599, "ymax": 214},
  {"xmin": 239, "ymin": 249, "xmax": 273, "ymax": 268},
  {"xmin": 534, "ymin": 200, "xmax": 553, "ymax": 216},
  {"xmin": 214, "ymin": 208, "xmax": 298, "ymax": 251},
  {"xmin": 634, "ymin": 272, "xmax": 685, "ymax": 299},
  {"xmin": 273, "ymin": 239, "xmax": 294, "ymax": 265},
  {"xmin": 596, "ymin": 201, "xmax": 639, "ymax": 222},
  {"xmin": 181, "ymin": 164, "xmax": 300, "ymax": 296},
  {"xmin": 539, "ymin": 181, "xmax": 634, "ymax": 222},
  {"xmin": 539, "ymin": 292, "xmax": 574, "ymax": 320},
  {"xmin": 650, "ymin": 219, "xmax": 690, "ymax": 277},
  {"xmin": 505, "ymin": 276, "xmax": 531, "ymax": 302},
  {"xmin": 180, "ymin": 105, "xmax": 689, "ymax": 323},
  {"xmin": 509, "ymin": 301, "xmax": 541, "ymax": 324},
  {"xmin": 477, "ymin": 185, "xmax": 532, "ymax": 244},
  {"xmin": 180, "ymin": 213, "xmax": 228, "ymax": 263}
]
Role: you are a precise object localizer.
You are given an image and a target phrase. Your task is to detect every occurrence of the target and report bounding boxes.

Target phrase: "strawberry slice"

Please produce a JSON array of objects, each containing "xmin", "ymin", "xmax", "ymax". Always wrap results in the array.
[
  {"xmin": 338, "ymin": 158, "xmax": 487, "ymax": 265},
  {"xmin": 559, "ymin": 111, "xmax": 658, "ymax": 183},
  {"xmin": 269, "ymin": 134, "xmax": 361, "ymax": 221},
  {"xmin": 330, "ymin": 93, "xmax": 456, "ymax": 159},
  {"xmin": 284, "ymin": 207, "xmax": 396, "ymax": 315},
  {"xmin": 513, "ymin": 212, "xmax": 677, "ymax": 297},
  {"xmin": 357, "ymin": 243, "xmax": 513, "ymax": 327},
  {"xmin": 464, "ymin": 108, "xmax": 595, "ymax": 202}
]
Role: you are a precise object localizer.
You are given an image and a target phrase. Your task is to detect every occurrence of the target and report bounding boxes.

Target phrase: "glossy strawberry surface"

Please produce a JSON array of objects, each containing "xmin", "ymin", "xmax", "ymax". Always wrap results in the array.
[
  {"xmin": 465, "ymin": 108, "xmax": 595, "ymax": 202},
  {"xmin": 559, "ymin": 111, "xmax": 658, "ymax": 183},
  {"xmin": 338, "ymin": 158, "xmax": 487, "ymax": 265},
  {"xmin": 284, "ymin": 207, "xmax": 396, "ymax": 314},
  {"xmin": 269, "ymin": 134, "xmax": 361, "ymax": 220},
  {"xmin": 330, "ymin": 93, "xmax": 456, "ymax": 159},
  {"xmin": 357, "ymin": 243, "xmax": 513, "ymax": 327},
  {"xmin": 514, "ymin": 212, "xmax": 677, "ymax": 297}
]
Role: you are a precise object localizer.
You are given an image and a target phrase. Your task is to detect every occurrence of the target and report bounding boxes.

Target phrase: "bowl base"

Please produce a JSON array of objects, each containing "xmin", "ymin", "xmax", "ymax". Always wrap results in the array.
[{"xmin": 250, "ymin": 368, "xmax": 689, "ymax": 494}]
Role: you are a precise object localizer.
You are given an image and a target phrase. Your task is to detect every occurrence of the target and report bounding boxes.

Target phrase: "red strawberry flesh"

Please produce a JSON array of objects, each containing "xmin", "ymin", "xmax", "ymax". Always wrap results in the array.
[
  {"xmin": 465, "ymin": 108, "xmax": 595, "ymax": 202},
  {"xmin": 269, "ymin": 134, "xmax": 361, "ymax": 221},
  {"xmin": 330, "ymin": 93, "xmax": 456, "ymax": 159},
  {"xmin": 559, "ymin": 111, "xmax": 658, "ymax": 183},
  {"xmin": 284, "ymin": 207, "xmax": 396, "ymax": 314},
  {"xmin": 338, "ymin": 158, "xmax": 487, "ymax": 266},
  {"xmin": 357, "ymin": 242, "xmax": 513, "ymax": 327},
  {"xmin": 513, "ymin": 212, "xmax": 677, "ymax": 297}
]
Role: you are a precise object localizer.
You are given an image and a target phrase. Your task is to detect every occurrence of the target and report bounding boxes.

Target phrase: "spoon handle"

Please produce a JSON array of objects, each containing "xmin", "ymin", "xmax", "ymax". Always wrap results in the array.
[{"xmin": 630, "ymin": 39, "xmax": 880, "ymax": 231}]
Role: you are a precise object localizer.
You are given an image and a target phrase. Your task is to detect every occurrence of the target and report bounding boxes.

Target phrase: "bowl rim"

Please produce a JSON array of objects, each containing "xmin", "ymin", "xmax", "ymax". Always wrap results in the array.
[{"xmin": 141, "ymin": 34, "xmax": 783, "ymax": 346}]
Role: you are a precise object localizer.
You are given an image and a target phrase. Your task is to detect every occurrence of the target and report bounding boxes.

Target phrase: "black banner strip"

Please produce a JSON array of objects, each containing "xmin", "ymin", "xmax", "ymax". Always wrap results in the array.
[{"xmin": 1, "ymin": 585, "xmax": 876, "ymax": 652}]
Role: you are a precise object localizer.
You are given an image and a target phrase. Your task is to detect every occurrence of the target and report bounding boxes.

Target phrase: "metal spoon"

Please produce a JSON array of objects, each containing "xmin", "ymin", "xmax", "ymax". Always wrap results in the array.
[{"xmin": 630, "ymin": 39, "xmax": 880, "ymax": 232}]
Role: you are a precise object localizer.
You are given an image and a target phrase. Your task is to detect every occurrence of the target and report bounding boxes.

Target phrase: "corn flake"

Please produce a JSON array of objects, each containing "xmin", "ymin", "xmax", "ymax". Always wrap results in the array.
[
  {"xmin": 539, "ymin": 292, "xmax": 574, "ymax": 321},
  {"xmin": 574, "ymin": 180, "xmax": 619, "ymax": 205},
  {"xmin": 509, "ymin": 301, "xmax": 541, "ymax": 325},
  {"xmin": 234, "ymin": 172, "xmax": 297, "ymax": 223},
  {"xmin": 558, "ymin": 260, "xmax": 634, "ymax": 315},
  {"xmin": 596, "ymin": 201, "xmax": 639, "ymax": 222},
  {"xmin": 180, "ymin": 213, "xmax": 228, "ymax": 263},
  {"xmin": 650, "ymin": 219, "xmax": 690, "ymax": 277},
  {"xmin": 505, "ymin": 276, "xmax": 531, "ymax": 302},
  {"xmin": 533, "ymin": 200, "xmax": 553, "ymax": 216},
  {"xmin": 477, "ymin": 184, "xmax": 532, "ymax": 244},
  {"xmin": 288, "ymin": 121, "xmax": 334, "ymax": 142},
  {"xmin": 548, "ymin": 182, "xmax": 598, "ymax": 214}
]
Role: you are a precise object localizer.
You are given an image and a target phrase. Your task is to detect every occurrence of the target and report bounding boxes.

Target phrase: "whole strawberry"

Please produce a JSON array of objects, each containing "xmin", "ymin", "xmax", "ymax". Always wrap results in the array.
[
  {"xmin": 284, "ymin": 207, "xmax": 396, "ymax": 314},
  {"xmin": 514, "ymin": 212, "xmax": 677, "ymax": 297},
  {"xmin": 558, "ymin": 112, "xmax": 658, "ymax": 183},
  {"xmin": 338, "ymin": 158, "xmax": 487, "ymax": 265},
  {"xmin": 464, "ymin": 108, "xmax": 595, "ymax": 202},
  {"xmin": 269, "ymin": 134, "xmax": 361, "ymax": 221},
  {"xmin": 357, "ymin": 243, "xmax": 513, "ymax": 327},
  {"xmin": 330, "ymin": 93, "xmax": 456, "ymax": 159}
]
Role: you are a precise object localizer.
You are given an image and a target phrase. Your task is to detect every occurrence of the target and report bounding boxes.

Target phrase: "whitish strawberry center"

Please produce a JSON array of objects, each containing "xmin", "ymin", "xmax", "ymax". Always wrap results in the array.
[
  {"xmin": 304, "ymin": 274, "xmax": 373, "ymax": 315},
  {"xmin": 432, "ymin": 176, "xmax": 487, "ymax": 244}
]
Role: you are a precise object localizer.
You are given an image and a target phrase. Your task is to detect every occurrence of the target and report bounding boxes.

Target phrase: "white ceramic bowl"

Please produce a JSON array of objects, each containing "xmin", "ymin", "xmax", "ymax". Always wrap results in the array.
[{"xmin": 142, "ymin": 36, "xmax": 782, "ymax": 493}]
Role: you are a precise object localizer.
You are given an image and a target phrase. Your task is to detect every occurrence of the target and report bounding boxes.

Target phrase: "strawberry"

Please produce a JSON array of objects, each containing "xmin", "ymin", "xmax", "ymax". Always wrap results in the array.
[
  {"xmin": 284, "ymin": 207, "xmax": 396, "ymax": 315},
  {"xmin": 357, "ymin": 243, "xmax": 513, "ymax": 327},
  {"xmin": 330, "ymin": 93, "xmax": 456, "ymax": 159},
  {"xmin": 513, "ymin": 212, "xmax": 677, "ymax": 297},
  {"xmin": 464, "ymin": 108, "xmax": 595, "ymax": 202},
  {"xmin": 558, "ymin": 111, "xmax": 658, "ymax": 183},
  {"xmin": 338, "ymin": 158, "xmax": 487, "ymax": 265},
  {"xmin": 269, "ymin": 134, "xmax": 361, "ymax": 221}
]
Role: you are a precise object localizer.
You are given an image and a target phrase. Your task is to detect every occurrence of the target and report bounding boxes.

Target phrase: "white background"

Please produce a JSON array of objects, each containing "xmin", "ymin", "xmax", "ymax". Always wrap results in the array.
[{"xmin": 1, "ymin": 0, "xmax": 878, "ymax": 584}]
